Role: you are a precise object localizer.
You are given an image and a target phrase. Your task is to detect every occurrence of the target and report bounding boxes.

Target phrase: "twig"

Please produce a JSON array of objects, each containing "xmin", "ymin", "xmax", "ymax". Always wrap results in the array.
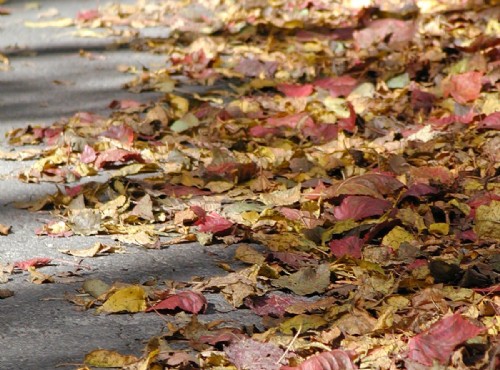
[{"xmin": 276, "ymin": 324, "xmax": 302, "ymax": 365}]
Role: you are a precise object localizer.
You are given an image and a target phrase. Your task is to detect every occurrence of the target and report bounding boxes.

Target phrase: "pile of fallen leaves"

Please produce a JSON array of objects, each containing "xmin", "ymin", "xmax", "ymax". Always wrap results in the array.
[{"xmin": 2, "ymin": 0, "xmax": 500, "ymax": 369}]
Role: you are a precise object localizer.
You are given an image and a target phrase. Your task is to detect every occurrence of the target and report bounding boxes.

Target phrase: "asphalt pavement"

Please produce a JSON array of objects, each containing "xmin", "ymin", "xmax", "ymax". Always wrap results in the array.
[{"xmin": 0, "ymin": 1, "xmax": 258, "ymax": 368}]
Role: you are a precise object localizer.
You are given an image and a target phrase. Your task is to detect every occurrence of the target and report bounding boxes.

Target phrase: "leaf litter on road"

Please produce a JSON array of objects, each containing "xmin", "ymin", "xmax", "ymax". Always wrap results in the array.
[{"xmin": 2, "ymin": 0, "xmax": 500, "ymax": 369}]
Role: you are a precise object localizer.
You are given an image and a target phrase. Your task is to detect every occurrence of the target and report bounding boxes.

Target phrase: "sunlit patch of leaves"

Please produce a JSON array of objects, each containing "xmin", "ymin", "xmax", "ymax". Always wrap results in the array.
[{"xmin": 4, "ymin": 0, "xmax": 500, "ymax": 369}]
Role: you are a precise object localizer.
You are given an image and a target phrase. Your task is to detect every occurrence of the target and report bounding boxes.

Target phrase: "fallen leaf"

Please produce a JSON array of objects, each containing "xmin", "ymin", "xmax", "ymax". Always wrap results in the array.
[
  {"xmin": 333, "ymin": 196, "xmax": 391, "ymax": 221},
  {"xmin": 0, "ymin": 223, "xmax": 11, "ymax": 235},
  {"xmin": 272, "ymin": 264, "xmax": 330, "ymax": 295},
  {"xmin": 147, "ymin": 290, "xmax": 207, "ymax": 314},
  {"xmin": 195, "ymin": 211, "xmax": 233, "ymax": 233},
  {"xmin": 260, "ymin": 184, "xmax": 301, "ymax": 206},
  {"xmin": 277, "ymin": 83, "xmax": 314, "ymax": 97},
  {"xmin": 474, "ymin": 200, "xmax": 500, "ymax": 241},
  {"xmin": 28, "ymin": 266, "xmax": 54, "ymax": 284},
  {"xmin": 282, "ymin": 349, "xmax": 357, "ymax": 370},
  {"xmin": 84, "ymin": 349, "xmax": 138, "ymax": 368},
  {"xmin": 60, "ymin": 242, "xmax": 123, "ymax": 257},
  {"xmin": 97, "ymin": 285, "xmax": 147, "ymax": 314},
  {"xmin": 225, "ymin": 338, "xmax": 286, "ymax": 370},
  {"xmin": 14, "ymin": 257, "xmax": 52, "ymax": 270},
  {"xmin": 407, "ymin": 313, "xmax": 484, "ymax": 366},
  {"xmin": 443, "ymin": 71, "xmax": 483, "ymax": 104},
  {"xmin": 328, "ymin": 173, "xmax": 404, "ymax": 199},
  {"xmin": 0, "ymin": 289, "xmax": 14, "ymax": 299},
  {"xmin": 244, "ymin": 292, "xmax": 307, "ymax": 318},
  {"xmin": 329, "ymin": 236, "xmax": 363, "ymax": 259}
]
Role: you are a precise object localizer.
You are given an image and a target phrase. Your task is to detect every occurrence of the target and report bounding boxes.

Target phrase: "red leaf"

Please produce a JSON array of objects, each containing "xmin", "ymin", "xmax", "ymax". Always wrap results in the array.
[
  {"xmin": 195, "ymin": 212, "xmax": 233, "ymax": 233},
  {"xmin": 313, "ymin": 76, "xmax": 357, "ymax": 97},
  {"xmin": 407, "ymin": 314, "xmax": 484, "ymax": 366},
  {"xmin": 443, "ymin": 71, "xmax": 483, "ymax": 104},
  {"xmin": 147, "ymin": 291, "xmax": 207, "ymax": 314},
  {"xmin": 108, "ymin": 99, "xmax": 142, "ymax": 110},
  {"xmin": 411, "ymin": 89, "xmax": 436, "ymax": 112},
  {"xmin": 401, "ymin": 183, "xmax": 439, "ymax": 200},
  {"xmin": 76, "ymin": 9, "xmax": 100, "ymax": 22},
  {"xmin": 428, "ymin": 109, "xmax": 476, "ymax": 128},
  {"xmin": 94, "ymin": 148, "xmax": 144, "ymax": 169},
  {"xmin": 467, "ymin": 192, "xmax": 500, "ymax": 218},
  {"xmin": 478, "ymin": 111, "xmax": 500, "ymax": 130},
  {"xmin": 301, "ymin": 122, "xmax": 339, "ymax": 142},
  {"xmin": 277, "ymin": 83, "xmax": 314, "ymax": 98},
  {"xmin": 101, "ymin": 124, "xmax": 135, "ymax": 146},
  {"xmin": 249, "ymin": 125, "xmax": 280, "ymax": 138},
  {"xmin": 245, "ymin": 293, "xmax": 307, "ymax": 318},
  {"xmin": 80, "ymin": 145, "xmax": 97, "ymax": 164},
  {"xmin": 268, "ymin": 112, "xmax": 313, "ymax": 129},
  {"xmin": 14, "ymin": 257, "xmax": 52, "ymax": 270},
  {"xmin": 333, "ymin": 196, "xmax": 391, "ymax": 221},
  {"xmin": 65, "ymin": 184, "xmax": 83, "ymax": 197},
  {"xmin": 328, "ymin": 173, "xmax": 404, "ymax": 199},
  {"xmin": 282, "ymin": 350, "xmax": 357, "ymax": 370},
  {"xmin": 329, "ymin": 236, "xmax": 363, "ymax": 259},
  {"xmin": 190, "ymin": 206, "xmax": 207, "ymax": 219},
  {"xmin": 337, "ymin": 103, "xmax": 356, "ymax": 133}
]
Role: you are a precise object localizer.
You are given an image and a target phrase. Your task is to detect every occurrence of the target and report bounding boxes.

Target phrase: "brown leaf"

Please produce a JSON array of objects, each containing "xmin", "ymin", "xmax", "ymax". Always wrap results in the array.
[
  {"xmin": 0, "ymin": 223, "xmax": 11, "ymax": 235},
  {"xmin": 272, "ymin": 264, "xmax": 330, "ymax": 295},
  {"xmin": 328, "ymin": 173, "xmax": 404, "ymax": 199}
]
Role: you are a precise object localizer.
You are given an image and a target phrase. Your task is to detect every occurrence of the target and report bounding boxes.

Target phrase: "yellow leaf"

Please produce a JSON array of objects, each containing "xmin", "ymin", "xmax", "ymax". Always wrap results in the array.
[
  {"xmin": 382, "ymin": 226, "xmax": 414, "ymax": 250},
  {"xmin": 429, "ymin": 223, "xmax": 449, "ymax": 235},
  {"xmin": 279, "ymin": 314, "xmax": 327, "ymax": 335},
  {"xmin": 25, "ymin": 18, "xmax": 73, "ymax": 28},
  {"xmin": 474, "ymin": 200, "xmax": 500, "ymax": 241},
  {"xmin": 260, "ymin": 184, "xmax": 301, "ymax": 206},
  {"xmin": 97, "ymin": 285, "xmax": 147, "ymax": 314},
  {"xmin": 84, "ymin": 349, "xmax": 138, "ymax": 368},
  {"xmin": 234, "ymin": 244, "xmax": 266, "ymax": 265},
  {"xmin": 59, "ymin": 242, "xmax": 123, "ymax": 258}
]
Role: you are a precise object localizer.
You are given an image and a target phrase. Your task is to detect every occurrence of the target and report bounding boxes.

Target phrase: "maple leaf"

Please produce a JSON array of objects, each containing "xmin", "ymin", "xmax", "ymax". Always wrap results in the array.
[
  {"xmin": 147, "ymin": 290, "xmax": 207, "ymax": 314},
  {"xmin": 195, "ymin": 211, "xmax": 234, "ymax": 233},
  {"xmin": 406, "ymin": 313, "xmax": 484, "ymax": 366},
  {"xmin": 333, "ymin": 196, "xmax": 391, "ymax": 221},
  {"xmin": 282, "ymin": 350, "xmax": 357, "ymax": 370}
]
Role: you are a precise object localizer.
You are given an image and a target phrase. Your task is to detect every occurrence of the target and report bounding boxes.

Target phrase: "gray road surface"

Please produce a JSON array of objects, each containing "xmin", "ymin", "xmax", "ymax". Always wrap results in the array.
[{"xmin": 0, "ymin": 1, "xmax": 258, "ymax": 369}]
